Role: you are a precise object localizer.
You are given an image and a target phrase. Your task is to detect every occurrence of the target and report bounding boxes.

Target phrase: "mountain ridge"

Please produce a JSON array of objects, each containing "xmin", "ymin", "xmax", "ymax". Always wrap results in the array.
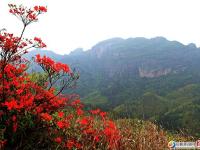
[
  {"xmin": 25, "ymin": 36, "xmax": 200, "ymax": 136},
  {"xmin": 26, "ymin": 36, "xmax": 198, "ymax": 57}
]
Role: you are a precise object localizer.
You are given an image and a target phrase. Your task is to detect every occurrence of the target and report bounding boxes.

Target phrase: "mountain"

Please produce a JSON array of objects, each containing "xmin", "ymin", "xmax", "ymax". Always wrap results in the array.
[
  {"xmin": 26, "ymin": 37, "xmax": 200, "ymax": 137},
  {"xmin": 25, "ymin": 49, "xmax": 64, "ymax": 61},
  {"xmin": 59, "ymin": 37, "xmax": 200, "ymax": 103}
]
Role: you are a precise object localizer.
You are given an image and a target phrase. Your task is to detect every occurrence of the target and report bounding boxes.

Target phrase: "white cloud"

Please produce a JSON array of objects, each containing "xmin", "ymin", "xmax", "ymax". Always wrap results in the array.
[{"xmin": 0, "ymin": 0, "xmax": 200, "ymax": 54}]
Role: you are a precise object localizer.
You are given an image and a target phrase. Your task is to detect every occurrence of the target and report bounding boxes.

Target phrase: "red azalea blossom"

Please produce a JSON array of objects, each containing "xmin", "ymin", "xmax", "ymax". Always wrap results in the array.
[
  {"xmin": 54, "ymin": 137, "xmax": 62, "ymax": 144},
  {"xmin": 75, "ymin": 142, "xmax": 82, "ymax": 149},
  {"xmin": 94, "ymin": 135, "xmax": 100, "ymax": 142},
  {"xmin": 78, "ymin": 117, "xmax": 89, "ymax": 126},
  {"xmin": 34, "ymin": 37, "xmax": 46, "ymax": 48},
  {"xmin": 34, "ymin": 6, "xmax": 47, "ymax": 12},
  {"xmin": 100, "ymin": 111, "xmax": 107, "ymax": 118},
  {"xmin": 16, "ymin": 89, "xmax": 23, "ymax": 95},
  {"xmin": 90, "ymin": 108, "xmax": 100, "ymax": 115},
  {"xmin": 76, "ymin": 108, "xmax": 84, "ymax": 116},
  {"xmin": 56, "ymin": 121, "xmax": 64, "ymax": 129},
  {"xmin": 66, "ymin": 140, "xmax": 75, "ymax": 149},
  {"xmin": 35, "ymin": 54, "xmax": 70, "ymax": 73},
  {"xmin": 40, "ymin": 113, "xmax": 52, "ymax": 122},
  {"xmin": 8, "ymin": 4, "xmax": 47, "ymax": 25},
  {"xmin": 39, "ymin": 6, "xmax": 47, "ymax": 12},
  {"xmin": 71, "ymin": 99, "xmax": 81, "ymax": 106},
  {"xmin": 34, "ymin": 6, "xmax": 39, "ymax": 11},
  {"xmin": 34, "ymin": 37, "xmax": 42, "ymax": 43},
  {"xmin": 12, "ymin": 115, "xmax": 17, "ymax": 122},
  {"xmin": 4, "ymin": 100, "xmax": 19, "ymax": 110},
  {"xmin": 35, "ymin": 107, "xmax": 43, "ymax": 114},
  {"xmin": 57, "ymin": 111, "xmax": 64, "ymax": 118}
]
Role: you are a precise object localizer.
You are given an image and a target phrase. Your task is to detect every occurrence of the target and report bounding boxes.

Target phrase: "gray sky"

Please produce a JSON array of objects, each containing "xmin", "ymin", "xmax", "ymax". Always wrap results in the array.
[{"xmin": 1, "ymin": 0, "xmax": 200, "ymax": 54}]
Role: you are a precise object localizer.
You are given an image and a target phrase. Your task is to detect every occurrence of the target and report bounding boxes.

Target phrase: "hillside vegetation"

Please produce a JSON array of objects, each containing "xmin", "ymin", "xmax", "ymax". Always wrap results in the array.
[{"xmin": 27, "ymin": 37, "xmax": 200, "ymax": 138}]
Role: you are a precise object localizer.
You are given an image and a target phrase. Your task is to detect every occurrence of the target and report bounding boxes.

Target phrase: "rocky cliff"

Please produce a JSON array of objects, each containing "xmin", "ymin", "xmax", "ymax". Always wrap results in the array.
[{"xmin": 139, "ymin": 68, "xmax": 172, "ymax": 78}]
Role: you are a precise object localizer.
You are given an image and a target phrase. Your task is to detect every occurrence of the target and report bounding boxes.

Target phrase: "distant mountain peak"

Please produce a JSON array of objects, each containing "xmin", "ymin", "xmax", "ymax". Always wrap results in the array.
[
  {"xmin": 69, "ymin": 48, "xmax": 84, "ymax": 55},
  {"xmin": 151, "ymin": 36, "xmax": 167, "ymax": 41},
  {"xmin": 24, "ymin": 49, "xmax": 63, "ymax": 61},
  {"xmin": 92, "ymin": 38, "xmax": 124, "ymax": 49},
  {"xmin": 187, "ymin": 43, "xmax": 197, "ymax": 49},
  {"xmin": 90, "ymin": 36, "xmax": 185, "ymax": 58}
]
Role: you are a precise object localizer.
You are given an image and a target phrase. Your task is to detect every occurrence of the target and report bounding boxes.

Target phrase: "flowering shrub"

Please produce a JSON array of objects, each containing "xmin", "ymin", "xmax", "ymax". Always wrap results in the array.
[{"xmin": 0, "ymin": 4, "xmax": 121, "ymax": 149}]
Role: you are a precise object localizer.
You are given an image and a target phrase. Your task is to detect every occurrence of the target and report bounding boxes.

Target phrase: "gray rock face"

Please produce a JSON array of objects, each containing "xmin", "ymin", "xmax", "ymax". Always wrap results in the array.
[{"xmin": 139, "ymin": 67, "xmax": 172, "ymax": 78}]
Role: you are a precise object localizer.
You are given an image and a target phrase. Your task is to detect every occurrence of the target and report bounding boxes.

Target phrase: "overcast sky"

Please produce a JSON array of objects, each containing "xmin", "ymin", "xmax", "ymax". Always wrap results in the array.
[{"xmin": 1, "ymin": 0, "xmax": 200, "ymax": 54}]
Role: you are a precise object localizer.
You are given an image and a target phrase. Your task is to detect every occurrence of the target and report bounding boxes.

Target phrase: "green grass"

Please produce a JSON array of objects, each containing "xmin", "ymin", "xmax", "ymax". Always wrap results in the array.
[{"xmin": 82, "ymin": 91, "xmax": 108, "ymax": 105}]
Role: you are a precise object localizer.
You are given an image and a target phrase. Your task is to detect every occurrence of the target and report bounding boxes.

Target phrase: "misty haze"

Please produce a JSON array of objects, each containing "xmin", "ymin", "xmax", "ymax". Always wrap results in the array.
[{"xmin": 1, "ymin": 0, "xmax": 200, "ymax": 149}]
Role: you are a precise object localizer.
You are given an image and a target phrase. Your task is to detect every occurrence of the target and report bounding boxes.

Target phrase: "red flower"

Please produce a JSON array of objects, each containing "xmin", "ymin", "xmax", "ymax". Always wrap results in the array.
[
  {"xmin": 35, "ymin": 55, "xmax": 70, "ymax": 73},
  {"xmin": 4, "ymin": 100, "xmax": 19, "ymax": 110},
  {"xmin": 57, "ymin": 111, "xmax": 64, "ymax": 118},
  {"xmin": 107, "ymin": 120, "xmax": 116, "ymax": 129},
  {"xmin": 94, "ymin": 135, "xmax": 100, "ymax": 142},
  {"xmin": 78, "ymin": 117, "xmax": 88, "ymax": 126},
  {"xmin": 75, "ymin": 142, "xmax": 82, "ymax": 149},
  {"xmin": 90, "ymin": 108, "xmax": 100, "ymax": 115},
  {"xmin": 34, "ymin": 6, "xmax": 39, "ymax": 11},
  {"xmin": 12, "ymin": 115, "xmax": 17, "ymax": 122},
  {"xmin": 103, "ymin": 127, "xmax": 112, "ymax": 137},
  {"xmin": 54, "ymin": 137, "xmax": 62, "ymax": 144},
  {"xmin": 35, "ymin": 107, "xmax": 43, "ymax": 114},
  {"xmin": 34, "ymin": 37, "xmax": 46, "ymax": 48},
  {"xmin": 66, "ymin": 140, "xmax": 74, "ymax": 149},
  {"xmin": 16, "ymin": 89, "xmax": 23, "ymax": 95},
  {"xmin": 76, "ymin": 108, "xmax": 84, "ymax": 116},
  {"xmin": 34, "ymin": 6, "xmax": 47, "ymax": 12},
  {"xmin": 39, "ymin": 6, "xmax": 47, "ymax": 12},
  {"xmin": 34, "ymin": 37, "xmax": 42, "ymax": 43},
  {"xmin": 40, "ymin": 113, "xmax": 52, "ymax": 122},
  {"xmin": 8, "ymin": 4, "xmax": 47, "ymax": 25},
  {"xmin": 100, "ymin": 111, "xmax": 107, "ymax": 118},
  {"xmin": 71, "ymin": 99, "xmax": 81, "ymax": 106},
  {"xmin": 35, "ymin": 54, "xmax": 41, "ymax": 61},
  {"xmin": 56, "ymin": 121, "xmax": 64, "ymax": 129}
]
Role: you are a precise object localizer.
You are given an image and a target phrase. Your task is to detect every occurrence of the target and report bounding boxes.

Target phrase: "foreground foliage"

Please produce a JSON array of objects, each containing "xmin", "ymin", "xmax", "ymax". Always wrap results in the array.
[{"xmin": 0, "ymin": 4, "xmax": 121, "ymax": 149}]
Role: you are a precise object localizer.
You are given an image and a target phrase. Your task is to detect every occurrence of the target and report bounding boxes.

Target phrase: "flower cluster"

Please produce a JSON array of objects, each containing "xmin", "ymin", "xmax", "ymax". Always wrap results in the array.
[
  {"xmin": 0, "ymin": 32, "xmax": 46, "ymax": 64},
  {"xmin": 47, "ymin": 102, "xmax": 121, "ymax": 149},
  {"xmin": 8, "ymin": 4, "xmax": 47, "ymax": 25},
  {"xmin": 34, "ymin": 37, "xmax": 46, "ymax": 48},
  {"xmin": 35, "ymin": 54, "xmax": 70, "ymax": 73},
  {"xmin": 34, "ymin": 6, "xmax": 47, "ymax": 12},
  {"xmin": 0, "ymin": 33, "xmax": 20, "ymax": 52}
]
